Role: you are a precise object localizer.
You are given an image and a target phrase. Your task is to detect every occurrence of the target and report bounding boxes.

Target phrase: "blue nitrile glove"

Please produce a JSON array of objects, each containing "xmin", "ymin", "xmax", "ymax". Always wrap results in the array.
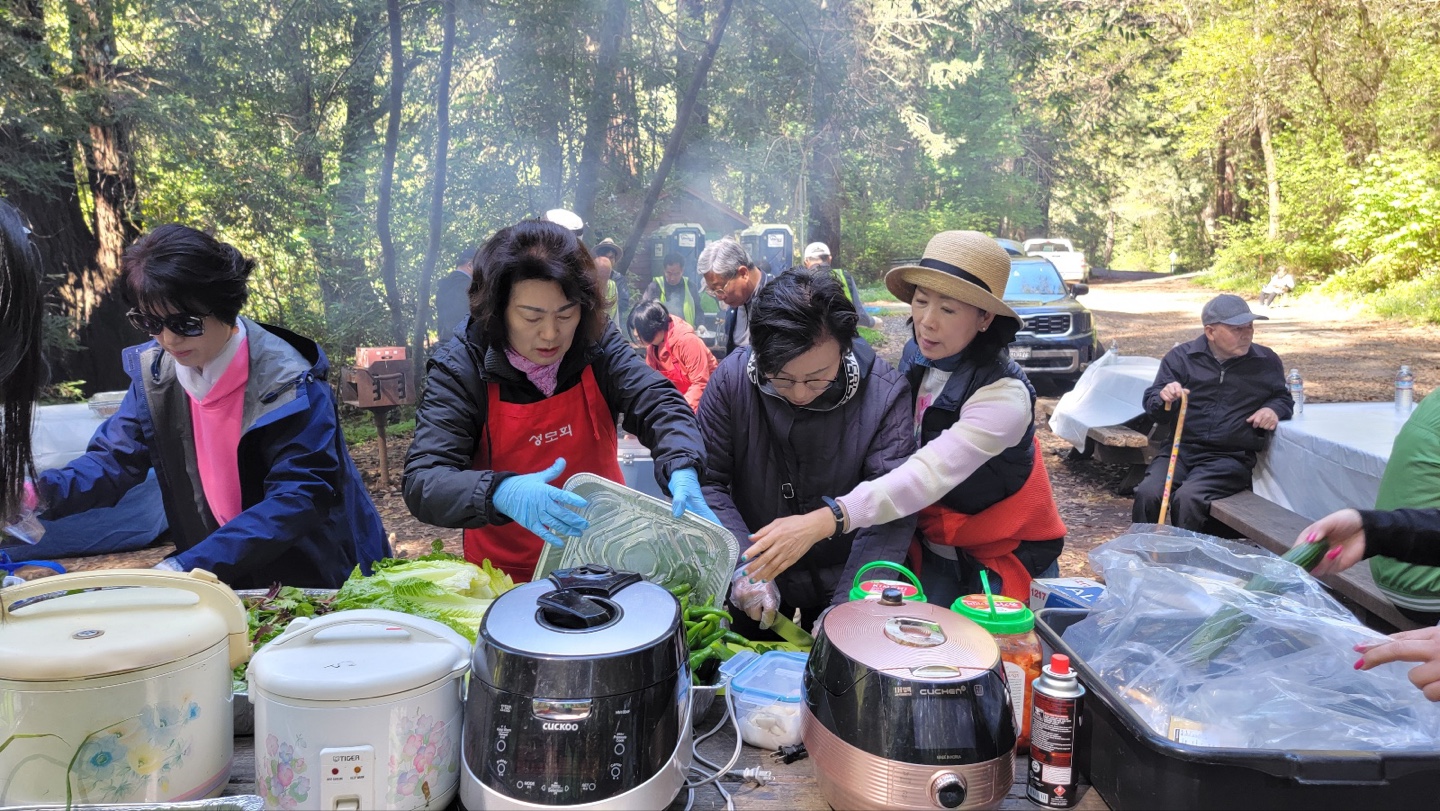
[
  {"xmin": 492, "ymin": 458, "xmax": 590, "ymax": 547},
  {"xmin": 668, "ymin": 467, "xmax": 720, "ymax": 525}
]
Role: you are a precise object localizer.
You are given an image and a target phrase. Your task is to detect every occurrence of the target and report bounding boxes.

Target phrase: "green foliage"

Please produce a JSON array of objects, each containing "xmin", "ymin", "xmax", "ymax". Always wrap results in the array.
[
  {"xmin": 1199, "ymin": 221, "xmax": 1287, "ymax": 293},
  {"xmin": 341, "ymin": 413, "xmax": 415, "ymax": 447},
  {"xmin": 845, "ymin": 199, "xmax": 988, "ymax": 284},
  {"xmin": 1329, "ymin": 149, "xmax": 1440, "ymax": 293}
]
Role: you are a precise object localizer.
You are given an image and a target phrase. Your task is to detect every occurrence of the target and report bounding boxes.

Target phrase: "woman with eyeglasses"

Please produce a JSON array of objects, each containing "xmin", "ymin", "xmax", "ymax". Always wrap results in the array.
[
  {"xmin": 32, "ymin": 224, "xmax": 389, "ymax": 588},
  {"xmin": 698, "ymin": 268, "xmax": 915, "ymax": 636},
  {"xmin": 0, "ymin": 199, "xmax": 45, "ymax": 526},
  {"xmin": 403, "ymin": 219, "xmax": 715, "ymax": 582},
  {"xmin": 742, "ymin": 232, "xmax": 1066, "ymax": 609}
]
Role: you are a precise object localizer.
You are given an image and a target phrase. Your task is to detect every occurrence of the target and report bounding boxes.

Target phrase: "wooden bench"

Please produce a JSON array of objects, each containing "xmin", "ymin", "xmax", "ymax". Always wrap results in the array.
[
  {"xmin": 1210, "ymin": 491, "xmax": 1421, "ymax": 633},
  {"xmin": 1067, "ymin": 423, "xmax": 1158, "ymax": 495}
]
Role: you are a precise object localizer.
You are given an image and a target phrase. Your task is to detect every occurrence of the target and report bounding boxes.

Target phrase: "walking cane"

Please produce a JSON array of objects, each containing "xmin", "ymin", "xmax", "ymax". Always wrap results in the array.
[{"xmin": 1157, "ymin": 389, "xmax": 1189, "ymax": 526}]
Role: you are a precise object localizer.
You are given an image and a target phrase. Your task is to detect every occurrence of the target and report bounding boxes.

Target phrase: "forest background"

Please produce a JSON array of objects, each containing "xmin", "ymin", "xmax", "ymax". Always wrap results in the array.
[{"xmin": 4, "ymin": 0, "xmax": 1439, "ymax": 394}]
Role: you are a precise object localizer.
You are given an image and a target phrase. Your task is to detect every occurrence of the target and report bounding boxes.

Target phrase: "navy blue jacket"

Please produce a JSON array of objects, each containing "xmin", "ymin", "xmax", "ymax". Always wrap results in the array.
[
  {"xmin": 1143, "ymin": 334, "xmax": 1292, "ymax": 456},
  {"xmin": 38, "ymin": 318, "xmax": 390, "ymax": 589}
]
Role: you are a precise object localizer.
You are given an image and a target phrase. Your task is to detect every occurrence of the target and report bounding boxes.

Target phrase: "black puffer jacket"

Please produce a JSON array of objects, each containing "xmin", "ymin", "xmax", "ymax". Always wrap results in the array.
[
  {"xmin": 1143, "ymin": 334, "xmax": 1292, "ymax": 456},
  {"xmin": 698, "ymin": 339, "xmax": 917, "ymax": 608},
  {"xmin": 403, "ymin": 320, "xmax": 704, "ymax": 528}
]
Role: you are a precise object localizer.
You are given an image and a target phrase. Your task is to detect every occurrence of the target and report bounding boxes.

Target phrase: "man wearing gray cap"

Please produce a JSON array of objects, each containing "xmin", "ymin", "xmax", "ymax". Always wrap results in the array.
[{"xmin": 1132, "ymin": 293, "xmax": 1293, "ymax": 531}]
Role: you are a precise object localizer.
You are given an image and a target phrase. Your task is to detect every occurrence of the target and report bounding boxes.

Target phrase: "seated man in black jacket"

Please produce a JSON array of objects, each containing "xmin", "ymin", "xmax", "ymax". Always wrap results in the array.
[{"xmin": 1132, "ymin": 294, "xmax": 1292, "ymax": 532}]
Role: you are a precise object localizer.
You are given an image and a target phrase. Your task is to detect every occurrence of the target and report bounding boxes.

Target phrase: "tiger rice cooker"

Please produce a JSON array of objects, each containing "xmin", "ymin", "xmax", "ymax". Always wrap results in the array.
[
  {"xmin": 803, "ymin": 588, "xmax": 1016, "ymax": 811},
  {"xmin": 462, "ymin": 564, "xmax": 691, "ymax": 810},
  {"xmin": 0, "ymin": 570, "xmax": 250, "ymax": 807},
  {"xmin": 247, "ymin": 609, "xmax": 472, "ymax": 811}
]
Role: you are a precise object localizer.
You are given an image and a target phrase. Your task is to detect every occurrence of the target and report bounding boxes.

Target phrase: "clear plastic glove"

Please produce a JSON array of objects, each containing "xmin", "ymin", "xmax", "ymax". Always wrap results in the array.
[
  {"xmin": 2, "ymin": 480, "xmax": 45, "ymax": 547},
  {"xmin": 668, "ymin": 467, "xmax": 719, "ymax": 525},
  {"xmin": 492, "ymin": 458, "xmax": 590, "ymax": 546},
  {"xmin": 730, "ymin": 571, "xmax": 780, "ymax": 629},
  {"xmin": 153, "ymin": 557, "xmax": 184, "ymax": 572}
]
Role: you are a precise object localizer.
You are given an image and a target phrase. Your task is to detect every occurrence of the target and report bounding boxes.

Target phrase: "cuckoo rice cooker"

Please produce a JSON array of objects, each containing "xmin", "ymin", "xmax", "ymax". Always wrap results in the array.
[
  {"xmin": 247, "ymin": 609, "xmax": 472, "ymax": 811},
  {"xmin": 461, "ymin": 564, "xmax": 691, "ymax": 810},
  {"xmin": 803, "ymin": 588, "xmax": 1016, "ymax": 810}
]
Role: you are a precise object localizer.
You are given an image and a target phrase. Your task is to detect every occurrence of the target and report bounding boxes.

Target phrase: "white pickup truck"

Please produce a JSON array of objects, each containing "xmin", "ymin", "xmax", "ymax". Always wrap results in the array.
[{"xmin": 1022, "ymin": 238, "xmax": 1090, "ymax": 284}]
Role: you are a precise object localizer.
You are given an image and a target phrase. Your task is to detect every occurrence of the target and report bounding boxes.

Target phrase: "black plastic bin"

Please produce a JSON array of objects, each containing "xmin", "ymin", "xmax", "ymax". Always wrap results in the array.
[{"xmin": 1036, "ymin": 607, "xmax": 1440, "ymax": 810}]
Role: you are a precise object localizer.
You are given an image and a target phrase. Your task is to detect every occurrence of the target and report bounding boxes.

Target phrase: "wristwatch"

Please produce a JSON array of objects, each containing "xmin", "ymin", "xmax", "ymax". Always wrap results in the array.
[{"xmin": 821, "ymin": 496, "xmax": 846, "ymax": 538}]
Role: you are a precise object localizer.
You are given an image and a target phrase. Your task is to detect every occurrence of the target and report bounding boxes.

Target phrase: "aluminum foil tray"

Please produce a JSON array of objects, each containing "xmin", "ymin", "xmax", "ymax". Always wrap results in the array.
[
  {"xmin": 534, "ymin": 473, "xmax": 739, "ymax": 607},
  {"xmin": 15, "ymin": 798, "xmax": 264, "ymax": 811},
  {"xmin": 232, "ymin": 588, "xmax": 338, "ymax": 735}
]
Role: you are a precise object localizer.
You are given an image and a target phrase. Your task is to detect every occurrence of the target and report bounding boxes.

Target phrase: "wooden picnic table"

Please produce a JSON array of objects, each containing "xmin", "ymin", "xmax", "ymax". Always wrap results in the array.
[{"xmin": 224, "ymin": 700, "xmax": 1109, "ymax": 810}]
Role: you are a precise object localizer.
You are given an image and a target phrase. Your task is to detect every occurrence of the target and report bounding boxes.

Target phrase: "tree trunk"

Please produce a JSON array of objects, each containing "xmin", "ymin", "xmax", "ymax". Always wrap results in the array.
[
  {"xmin": 675, "ymin": 0, "xmax": 710, "ymax": 182},
  {"xmin": 1256, "ymin": 97, "xmax": 1280, "ymax": 241},
  {"xmin": 614, "ymin": 0, "xmax": 735, "ymax": 279},
  {"xmin": 573, "ymin": 0, "xmax": 628, "ymax": 226},
  {"xmin": 376, "ymin": 0, "xmax": 407, "ymax": 346},
  {"xmin": 65, "ymin": 0, "xmax": 145, "ymax": 393},
  {"xmin": 411, "ymin": 0, "xmax": 457, "ymax": 385},
  {"xmin": 805, "ymin": 0, "xmax": 847, "ymax": 259}
]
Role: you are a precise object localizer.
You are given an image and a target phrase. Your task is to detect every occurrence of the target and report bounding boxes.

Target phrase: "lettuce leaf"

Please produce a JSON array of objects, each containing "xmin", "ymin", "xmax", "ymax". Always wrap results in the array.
[{"xmin": 331, "ymin": 556, "xmax": 514, "ymax": 642}]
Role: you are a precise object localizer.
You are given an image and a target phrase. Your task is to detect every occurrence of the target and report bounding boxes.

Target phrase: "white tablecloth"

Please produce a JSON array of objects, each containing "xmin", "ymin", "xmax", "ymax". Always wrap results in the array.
[
  {"xmin": 31, "ymin": 402, "xmax": 108, "ymax": 471},
  {"xmin": 1253, "ymin": 402, "xmax": 1409, "ymax": 520},
  {"xmin": 1048, "ymin": 352, "xmax": 1162, "ymax": 449}
]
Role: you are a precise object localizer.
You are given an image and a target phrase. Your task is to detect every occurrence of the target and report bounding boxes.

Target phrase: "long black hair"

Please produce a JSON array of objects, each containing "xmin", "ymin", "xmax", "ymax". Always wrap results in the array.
[
  {"xmin": 628, "ymin": 299, "xmax": 671, "ymax": 343},
  {"xmin": 0, "ymin": 199, "xmax": 45, "ymax": 521},
  {"xmin": 469, "ymin": 219, "xmax": 606, "ymax": 350}
]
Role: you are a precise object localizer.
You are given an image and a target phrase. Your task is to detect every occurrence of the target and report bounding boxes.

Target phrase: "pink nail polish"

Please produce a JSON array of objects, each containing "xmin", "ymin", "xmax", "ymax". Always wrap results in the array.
[
  {"xmin": 1305, "ymin": 532, "xmax": 1317, "ymax": 543},
  {"xmin": 1326, "ymin": 547, "xmax": 1342, "ymax": 560},
  {"xmin": 1354, "ymin": 658, "xmax": 1365, "ymax": 670}
]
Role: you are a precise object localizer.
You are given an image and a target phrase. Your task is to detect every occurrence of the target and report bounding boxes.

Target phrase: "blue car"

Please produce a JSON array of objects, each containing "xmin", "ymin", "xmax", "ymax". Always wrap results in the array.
[{"xmin": 1003, "ymin": 253, "xmax": 1102, "ymax": 391}]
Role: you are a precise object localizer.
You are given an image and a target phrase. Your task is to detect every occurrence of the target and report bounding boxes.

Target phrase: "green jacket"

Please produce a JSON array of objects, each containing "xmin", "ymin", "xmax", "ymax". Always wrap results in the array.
[{"xmin": 1371, "ymin": 393, "xmax": 1440, "ymax": 610}]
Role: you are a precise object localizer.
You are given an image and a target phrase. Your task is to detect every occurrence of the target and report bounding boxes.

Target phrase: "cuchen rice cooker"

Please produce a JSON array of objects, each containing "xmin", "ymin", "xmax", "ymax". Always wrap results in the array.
[
  {"xmin": 804, "ymin": 588, "xmax": 1016, "ymax": 810},
  {"xmin": 462, "ymin": 564, "xmax": 691, "ymax": 810},
  {"xmin": 0, "ymin": 570, "xmax": 249, "ymax": 807},
  {"xmin": 247, "ymin": 609, "xmax": 471, "ymax": 811}
]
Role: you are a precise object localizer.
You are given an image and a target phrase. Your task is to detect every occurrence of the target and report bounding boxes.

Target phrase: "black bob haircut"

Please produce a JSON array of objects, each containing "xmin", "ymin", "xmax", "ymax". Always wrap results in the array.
[
  {"xmin": 469, "ymin": 219, "xmax": 606, "ymax": 351},
  {"xmin": 748, "ymin": 267, "xmax": 859, "ymax": 378},
  {"xmin": 122, "ymin": 224, "xmax": 254, "ymax": 325},
  {"xmin": 628, "ymin": 299, "xmax": 672, "ymax": 344}
]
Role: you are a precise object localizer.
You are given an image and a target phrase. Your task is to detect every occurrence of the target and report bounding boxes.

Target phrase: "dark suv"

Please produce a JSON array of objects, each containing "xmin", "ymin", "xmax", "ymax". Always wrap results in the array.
[{"xmin": 1003, "ymin": 254, "xmax": 1101, "ymax": 390}]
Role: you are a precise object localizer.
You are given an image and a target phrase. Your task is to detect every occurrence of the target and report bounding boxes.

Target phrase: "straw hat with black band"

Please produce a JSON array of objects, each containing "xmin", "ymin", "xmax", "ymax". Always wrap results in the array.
[{"xmin": 885, "ymin": 231, "xmax": 1019, "ymax": 325}]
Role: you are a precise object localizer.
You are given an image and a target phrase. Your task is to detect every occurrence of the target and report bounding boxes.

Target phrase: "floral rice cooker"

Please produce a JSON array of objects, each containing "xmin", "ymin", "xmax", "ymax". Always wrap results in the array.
[
  {"xmin": 247, "ymin": 608, "xmax": 471, "ymax": 811},
  {"xmin": 0, "ymin": 569, "xmax": 250, "ymax": 807}
]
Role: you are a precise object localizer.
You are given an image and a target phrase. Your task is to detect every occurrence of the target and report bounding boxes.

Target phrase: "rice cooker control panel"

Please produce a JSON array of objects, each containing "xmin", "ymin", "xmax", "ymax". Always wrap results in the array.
[
  {"xmin": 932, "ymin": 773, "xmax": 967, "ymax": 808},
  {"xmin": 466, "ymin": 679, "xmax": 682, "ymax": 805},
  {"xmin": 318, "ymin": 745, "xmax": 374, "ymax": 810}
]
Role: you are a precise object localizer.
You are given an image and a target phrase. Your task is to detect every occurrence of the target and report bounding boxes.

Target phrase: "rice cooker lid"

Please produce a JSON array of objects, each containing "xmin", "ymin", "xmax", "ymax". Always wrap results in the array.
[
  {"xmin": 818, "ymin": 593, "xmax": 999, "ymax": 679},
  {"xmin": 0, "ymin": 584, "xmax": 233, "ymax": 681},
  {"xmin": 475, "ymin": 565, "xmax": 680, "ymax": 695},
  {"xmin": 249, "ymin": 609, "xmax": 470, "ymax": 701}
]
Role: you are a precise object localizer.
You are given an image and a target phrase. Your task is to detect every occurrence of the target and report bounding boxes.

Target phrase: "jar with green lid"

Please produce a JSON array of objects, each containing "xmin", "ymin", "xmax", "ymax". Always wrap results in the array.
[{"xmin": 951, "ymin": 592, "xmax": 1041, "ymax": 751}]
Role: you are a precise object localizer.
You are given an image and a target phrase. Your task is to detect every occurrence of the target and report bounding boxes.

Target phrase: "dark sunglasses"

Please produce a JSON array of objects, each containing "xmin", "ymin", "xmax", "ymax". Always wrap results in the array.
[{"xmin": 126, "ymin": 308, "xmax": 213, "ymax": 337}]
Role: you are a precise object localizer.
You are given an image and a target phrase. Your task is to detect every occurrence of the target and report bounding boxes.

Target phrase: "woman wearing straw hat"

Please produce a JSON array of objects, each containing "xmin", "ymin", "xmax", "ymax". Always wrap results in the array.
[{"xmin": 741, "ymin": 230, "xmax": 1065, "ymax": 607}]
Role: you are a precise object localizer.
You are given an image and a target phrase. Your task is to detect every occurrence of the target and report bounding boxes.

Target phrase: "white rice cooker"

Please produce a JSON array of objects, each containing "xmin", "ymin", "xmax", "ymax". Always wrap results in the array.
[
  {"xmin": 0, "ymin": 569, "xmax": 250, "ymax": 807},
  {"xmin": 461, "ymin": 564, "xmax": 692, "ymax": 810},
  {"xmin": 247, "ymin": 608, "xmax": 471, "ymax": 811}
]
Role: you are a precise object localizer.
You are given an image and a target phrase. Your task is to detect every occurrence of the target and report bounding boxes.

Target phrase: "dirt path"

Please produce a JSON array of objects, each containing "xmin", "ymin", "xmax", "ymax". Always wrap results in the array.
[{"xmin": 36, "ymin": 273, "xmax": 1439, "ymax": 582}]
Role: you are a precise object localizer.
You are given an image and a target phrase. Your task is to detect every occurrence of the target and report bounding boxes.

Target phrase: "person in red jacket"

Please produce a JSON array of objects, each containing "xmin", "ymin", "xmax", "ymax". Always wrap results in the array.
[{"xmin": 628, "ymin": 300, "xmax": 717, "ymax": 412}]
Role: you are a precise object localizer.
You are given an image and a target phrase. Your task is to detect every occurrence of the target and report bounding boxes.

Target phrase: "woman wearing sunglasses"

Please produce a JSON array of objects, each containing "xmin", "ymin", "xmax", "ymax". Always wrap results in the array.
[
  {"xmin": 697, "ymin": 268, "xmax": 916, "ymax": 636},
  {"xmin": 32, "ymin": 224, "xmax": 389, "ymax": 589},
  {"xmin": 403, "ymin": 219, "xmax": 714, "ymax": 582},
  {"xmin": 0, "ymin": 199, "xmax": 45, "ymax": 525},
  {"xmin": 742, "ymin": 231, "xmax": 1066, "ymax": 608}
]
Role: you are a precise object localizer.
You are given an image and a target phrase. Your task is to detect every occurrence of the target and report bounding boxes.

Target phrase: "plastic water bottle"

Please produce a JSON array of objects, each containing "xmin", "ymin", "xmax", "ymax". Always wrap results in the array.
[
  {"xmin": 1396, "ymin": 365, "xmax": 1415, "ymax": 413},
  {"xmin": 1108, "ymin": 339, "xmax": 1119, "ymax": 356},
  {"xmin": 1287, "ymin": 369, "xmax": 1304, "ymax": 415}
]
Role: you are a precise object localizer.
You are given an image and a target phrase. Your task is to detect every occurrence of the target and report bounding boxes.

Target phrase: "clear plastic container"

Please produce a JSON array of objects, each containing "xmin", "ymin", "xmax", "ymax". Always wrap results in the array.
[
  {"xmin": 951, "ymin": 593, "xmax": 1042, "ymax": 751},
  {"xmin": 533, "ymin": 473, "xmax": 739, "ymax": 607},
  {"xmin": 728, "ymin": 650, "xmax": 806, "ymax": 750}
]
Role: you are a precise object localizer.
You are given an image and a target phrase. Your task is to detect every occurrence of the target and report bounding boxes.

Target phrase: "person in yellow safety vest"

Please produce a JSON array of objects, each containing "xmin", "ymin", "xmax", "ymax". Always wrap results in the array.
[
  {"xmin": 802, "ymin": 242, "xmax": 875, "ymax": 327},
  {"xmin": 644, "ymin": 252, "xmax": 703, "ymax": 326},
  {"xmin": 592, "ymin": 238, "xmax": 629, "ymax": 324}
]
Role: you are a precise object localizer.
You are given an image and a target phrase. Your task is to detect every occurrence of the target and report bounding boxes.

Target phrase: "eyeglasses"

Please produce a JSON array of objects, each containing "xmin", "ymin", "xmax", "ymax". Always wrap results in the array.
[
  {"xmin": 766, "ymin": 374, "xmax": 837, "ymax": 394},
  {"xmin": 704, "ymin": 275, "xmax": 737, "ymax": 297},
  {"xmin": 126, "ymin": 308, "xmax": 213, "ymax": 337}
]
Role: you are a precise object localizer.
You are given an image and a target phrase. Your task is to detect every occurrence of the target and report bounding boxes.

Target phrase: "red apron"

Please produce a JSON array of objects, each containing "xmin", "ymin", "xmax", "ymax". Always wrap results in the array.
[
  {"xmin": 912, "ymin": 438, "xmax": 1067, "ymax": 601},
  {"xmin": 465, "ymin": 366, "xmax": 624, "ymax": 582}
]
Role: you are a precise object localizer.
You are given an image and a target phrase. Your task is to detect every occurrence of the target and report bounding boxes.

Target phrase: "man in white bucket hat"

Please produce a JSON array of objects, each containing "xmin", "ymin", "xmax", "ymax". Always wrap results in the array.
[{"xmin": 742, "ymin": 231, "xmax": 1065, "ymax": 608}]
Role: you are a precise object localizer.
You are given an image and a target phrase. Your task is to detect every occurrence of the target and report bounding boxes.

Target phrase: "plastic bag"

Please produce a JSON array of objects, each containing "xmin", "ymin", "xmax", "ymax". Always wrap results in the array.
[{"xmin": 1064, "ymin": 524, "xmax": 1440, "ymax": 750}]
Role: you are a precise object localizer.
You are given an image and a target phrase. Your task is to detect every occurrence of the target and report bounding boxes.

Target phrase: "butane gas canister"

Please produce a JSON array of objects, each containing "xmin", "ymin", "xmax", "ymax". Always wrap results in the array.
[{"xmin": 1027, "ymin": 653, "xmax": 1085, "ymax": 808}]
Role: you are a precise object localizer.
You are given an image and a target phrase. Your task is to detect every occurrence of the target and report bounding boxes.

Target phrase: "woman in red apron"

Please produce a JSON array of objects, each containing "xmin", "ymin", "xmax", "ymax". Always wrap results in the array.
[
  {"xmin": 403, "ymin": 219, "xmax": 716, "ymax": 582},
  {"xmin": 628, "ymin": 300, "xmax": 717, "ymax": 412},
  {"xmin": 744, "ymin": 231, "xmax": 1066, "ymax": 609}
]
